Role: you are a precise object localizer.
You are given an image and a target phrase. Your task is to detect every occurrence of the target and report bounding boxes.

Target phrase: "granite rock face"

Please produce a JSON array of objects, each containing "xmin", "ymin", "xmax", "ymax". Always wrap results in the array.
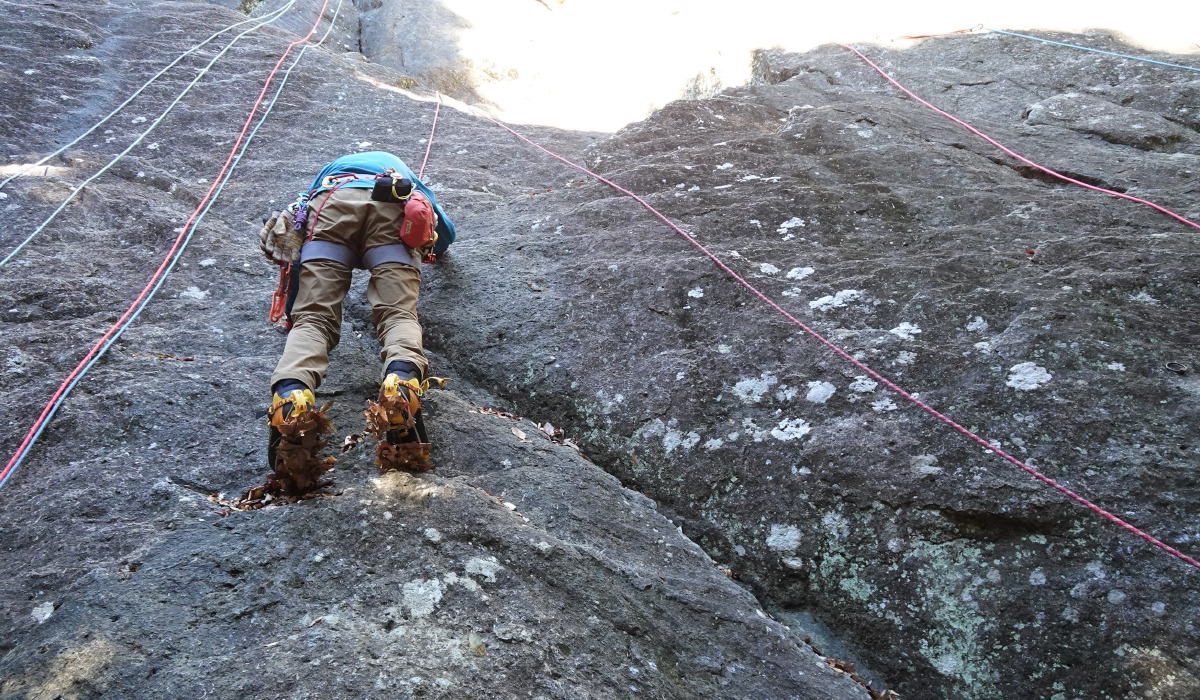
[
  {"xmin": 2, "ymin": 1, "xmax": 1199, "ymax": 698},
  {"xmin": 0, "ymin": 1, "xmax": 870, "ymax": 698},
  {"xmin": 419, "ymin": 35, "xmax": 1200, "ymax": 700}
]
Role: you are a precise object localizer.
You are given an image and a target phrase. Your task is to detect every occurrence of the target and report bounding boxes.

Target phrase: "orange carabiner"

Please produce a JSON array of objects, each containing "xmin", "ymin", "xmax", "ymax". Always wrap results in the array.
[{"xmin": 269, "ymin": 262, "xmax": 292, "ymax": 323}]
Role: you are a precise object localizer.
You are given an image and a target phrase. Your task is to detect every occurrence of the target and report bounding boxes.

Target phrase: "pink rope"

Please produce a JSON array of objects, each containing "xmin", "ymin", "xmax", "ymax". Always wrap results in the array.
[
  {"xmin": 418, "ymin": 94, "xmax": 442, "ymax": 180},
  {"xmin": 468, "ymin": 106, "xmax": 1200, "ymax": 572},
  {"xmin": 837, "ymin": 43, "xmax": 1200, "ymax": 231}
]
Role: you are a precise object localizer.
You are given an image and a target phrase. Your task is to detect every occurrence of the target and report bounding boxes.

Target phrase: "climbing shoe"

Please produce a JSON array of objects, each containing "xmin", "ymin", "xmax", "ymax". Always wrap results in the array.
[
  {"xmin": 266, "ymin": 382, "xmax": 336, "ymax": 497},
  {"xmin": 364, "ymin": 369, "xmax": 446, "ymax": 473}
]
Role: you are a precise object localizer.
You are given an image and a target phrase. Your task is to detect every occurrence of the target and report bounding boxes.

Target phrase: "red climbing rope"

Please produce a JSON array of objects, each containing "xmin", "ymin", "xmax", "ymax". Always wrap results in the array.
[
  {"xmin": 1, "ymin": 0, "xmax": 333, "ymax": 487},
  {"xmin": 418, "ymin": 94, "xmax": 442, "ymax": 180},
  {"xmin": 468, "ymin": 107, "xmax": 1200, "ymax": 572},
  {"xmin": 837, "ymin": 43, "xmax": 1200, "ymax": 231}
]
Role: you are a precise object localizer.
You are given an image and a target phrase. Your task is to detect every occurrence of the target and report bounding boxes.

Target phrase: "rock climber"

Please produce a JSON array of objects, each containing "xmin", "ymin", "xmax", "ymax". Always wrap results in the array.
[{"xmin": 257, "ymin": 151, "xmax": 455, "ymax": 494}]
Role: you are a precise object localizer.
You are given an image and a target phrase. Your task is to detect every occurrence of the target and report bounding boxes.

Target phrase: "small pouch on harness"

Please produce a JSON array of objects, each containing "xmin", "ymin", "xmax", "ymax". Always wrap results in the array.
[
  {"xmin": 400, "ymin": 191, "xmax": 438, "ymax": 250},
  {"xmin": 371, "ymin": 174, "xmax": 413, "ymax": 203}
]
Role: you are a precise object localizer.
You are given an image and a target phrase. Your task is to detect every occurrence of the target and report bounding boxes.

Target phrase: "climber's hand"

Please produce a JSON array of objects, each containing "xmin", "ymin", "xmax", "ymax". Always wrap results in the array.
[{"xmin": 259, "ymin": 209, "xmax": 302, "ymax": 263}]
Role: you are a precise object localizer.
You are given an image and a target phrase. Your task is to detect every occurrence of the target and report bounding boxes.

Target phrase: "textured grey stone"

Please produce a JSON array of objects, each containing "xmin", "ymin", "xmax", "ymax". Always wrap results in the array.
[
  {"xmin": 3, "ymin": 3, "xmax": 1200, "ymax": 699},
  {"xmin": 0, "ymin": 2, "xmax": 870, "ymax": 699}
]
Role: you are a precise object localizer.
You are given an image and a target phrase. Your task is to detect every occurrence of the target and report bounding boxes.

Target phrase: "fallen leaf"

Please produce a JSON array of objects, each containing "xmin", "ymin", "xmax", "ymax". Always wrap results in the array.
[
  {"xmin": 309, "ymin": 617, "xmax": 324, "ymax": 628},
  {"xmin": 539, "ymin": 422, "xmax": 555, "ymax": 437},
  {"xmin": 468, "ymin": 632, "xmax": 487, "ymax": 656},
  {"xmin": 826, "ymin": 657, "xmax": 862, "ymax": 676},
  {"xmin": 341, "ymin": 433, "xmax": 364, "ymax": 452},
  {"xmin": 511, "ymin": 426, "xmax": 526, "ymax": 441},
  {"xmin": 1025, "ymin": 248, "xmax": 1036, "ymax": 255}
]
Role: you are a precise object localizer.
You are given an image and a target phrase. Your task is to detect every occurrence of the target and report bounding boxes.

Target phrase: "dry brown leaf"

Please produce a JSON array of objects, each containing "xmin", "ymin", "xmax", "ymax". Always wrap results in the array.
[
  {"xmin": 375, "ymin": 441, "xmax": 434, "ymax": 473},
  {"xmin": 341, "ymin": 433, "xmax": 364, "ymax": 453},
  {"xmin": 511, "ymin": 426, "xmax": 526, "ymax": 441},
  {"xmin": 468, "ymin": 632, "xmax": 487, "ymax": 656}
]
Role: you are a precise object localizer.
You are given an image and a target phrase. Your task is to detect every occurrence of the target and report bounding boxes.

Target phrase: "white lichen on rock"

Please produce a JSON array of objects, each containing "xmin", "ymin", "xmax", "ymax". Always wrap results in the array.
[
  {"xmin": 179, "ymin": 286, "xmax": 208, "ymax": 300},
  {"xmin": 766, "ymin": 524, "xmax": 801, "ymax": 552},
  {"xmin": 776, "ymin": 217, "xmax": 805, "ymax": 234},
  {"xmin": 809, "ymin": 289, "xmax": 862, "ymax": 312},
  {"xmin": 733, "ymin": 372, "xmax": 778, "ymax": 403},
  {"xmin": 966, "ymin": 316, "xmax": 988, "ymax": 333},
  {"xmin": 31, "ymin": 602, "xmax": 54, "ymax": 624},
  {"xmin": 849, "ymin": 376, "xmax": 878, "ymax": 393},
  {"xmin": 805, "ymin": 381, "xmax": 836, "ymax": 404},
  {"xmin": 911, "ymin": 455, "xmax": 941, "ymax": 475},
  {"xmin": 889, "ymin": 322, "xmax": 922, "ymax": 341},
  {"xmin": 402, "ymin": 578, "xmax": 443, "ymax": 617},
  {"xmin": 465, "ymin": 556, "xmax": 502, "ymax": 583},
  {"xmin": 1006, "ymin": 362, "xmax": 1052, "ymax": 390},
  {"xmin": 771, "ymin": 418, "xmax": 811, "ymax": 442},
  {"xmin": 871, "ymin": 397, "xmax": 898, "ymax": 412},
  {"xmin": 663, "ymin": 426, "xmax": 701, "ymax": 454}
]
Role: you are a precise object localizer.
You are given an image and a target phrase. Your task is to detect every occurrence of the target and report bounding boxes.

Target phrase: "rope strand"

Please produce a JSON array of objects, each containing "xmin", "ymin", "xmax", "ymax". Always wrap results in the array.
[
  {"xmin": 837, "ymin": 43, "xmax": 1200, "ymax": 232},
  {"xmin": 467, "ymin": 105, "xmax": 1200, "ymax": 572},
  {"xmin": 0, "ymin": 0, "xmax": 301, "ymax": 268},
  {"xmin": 0, "ymin": 0, "xmax": 338, "ymax": 490}
]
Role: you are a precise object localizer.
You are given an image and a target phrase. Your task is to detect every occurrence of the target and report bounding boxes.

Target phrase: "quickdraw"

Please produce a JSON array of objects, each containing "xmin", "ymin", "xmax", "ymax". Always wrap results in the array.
[{"xmin": 268, "ymin": 261, "xmax": 293, "ymax": 325}]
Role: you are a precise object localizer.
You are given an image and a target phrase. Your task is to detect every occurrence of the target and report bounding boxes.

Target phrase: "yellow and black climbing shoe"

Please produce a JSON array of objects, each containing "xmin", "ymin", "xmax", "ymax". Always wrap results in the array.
[
  {"xmin": 364, "ymin": 374, "xmax": 446, "ymax": 473},
  {"xmin": 266, "ymin": 386, "xmax": 336, "ymax": 498}
]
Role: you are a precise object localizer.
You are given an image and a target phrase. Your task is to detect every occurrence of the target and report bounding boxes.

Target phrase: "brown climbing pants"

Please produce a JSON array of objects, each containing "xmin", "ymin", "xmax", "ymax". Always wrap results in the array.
[{"xmin": 270, "ymin": 188, "xmax": 428, "ymax": 391}]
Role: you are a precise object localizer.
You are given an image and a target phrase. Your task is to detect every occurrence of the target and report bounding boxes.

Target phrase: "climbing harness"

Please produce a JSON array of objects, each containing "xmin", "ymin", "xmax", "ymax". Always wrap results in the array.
[
  {"xmin": 0, "ymin": 0, "xmax": 342, "ymax": 491},
  {"xmin": 836, "ymin": 43, "xmax": 1200, "ymax": 232},
  {"xmin": 468, "ymin": 107, "xmax": 1200, "ymax": 572},
  {"xmin": 0, "ymin": 1, "xmax": 297, "ymax": 192},
  {"xmin": 268, "ymin": 102, "xmax": 447, "ymax": 323},
  {"xmin": 0, "ymin": 0, "xmax": 301, "ymax": 268}
]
